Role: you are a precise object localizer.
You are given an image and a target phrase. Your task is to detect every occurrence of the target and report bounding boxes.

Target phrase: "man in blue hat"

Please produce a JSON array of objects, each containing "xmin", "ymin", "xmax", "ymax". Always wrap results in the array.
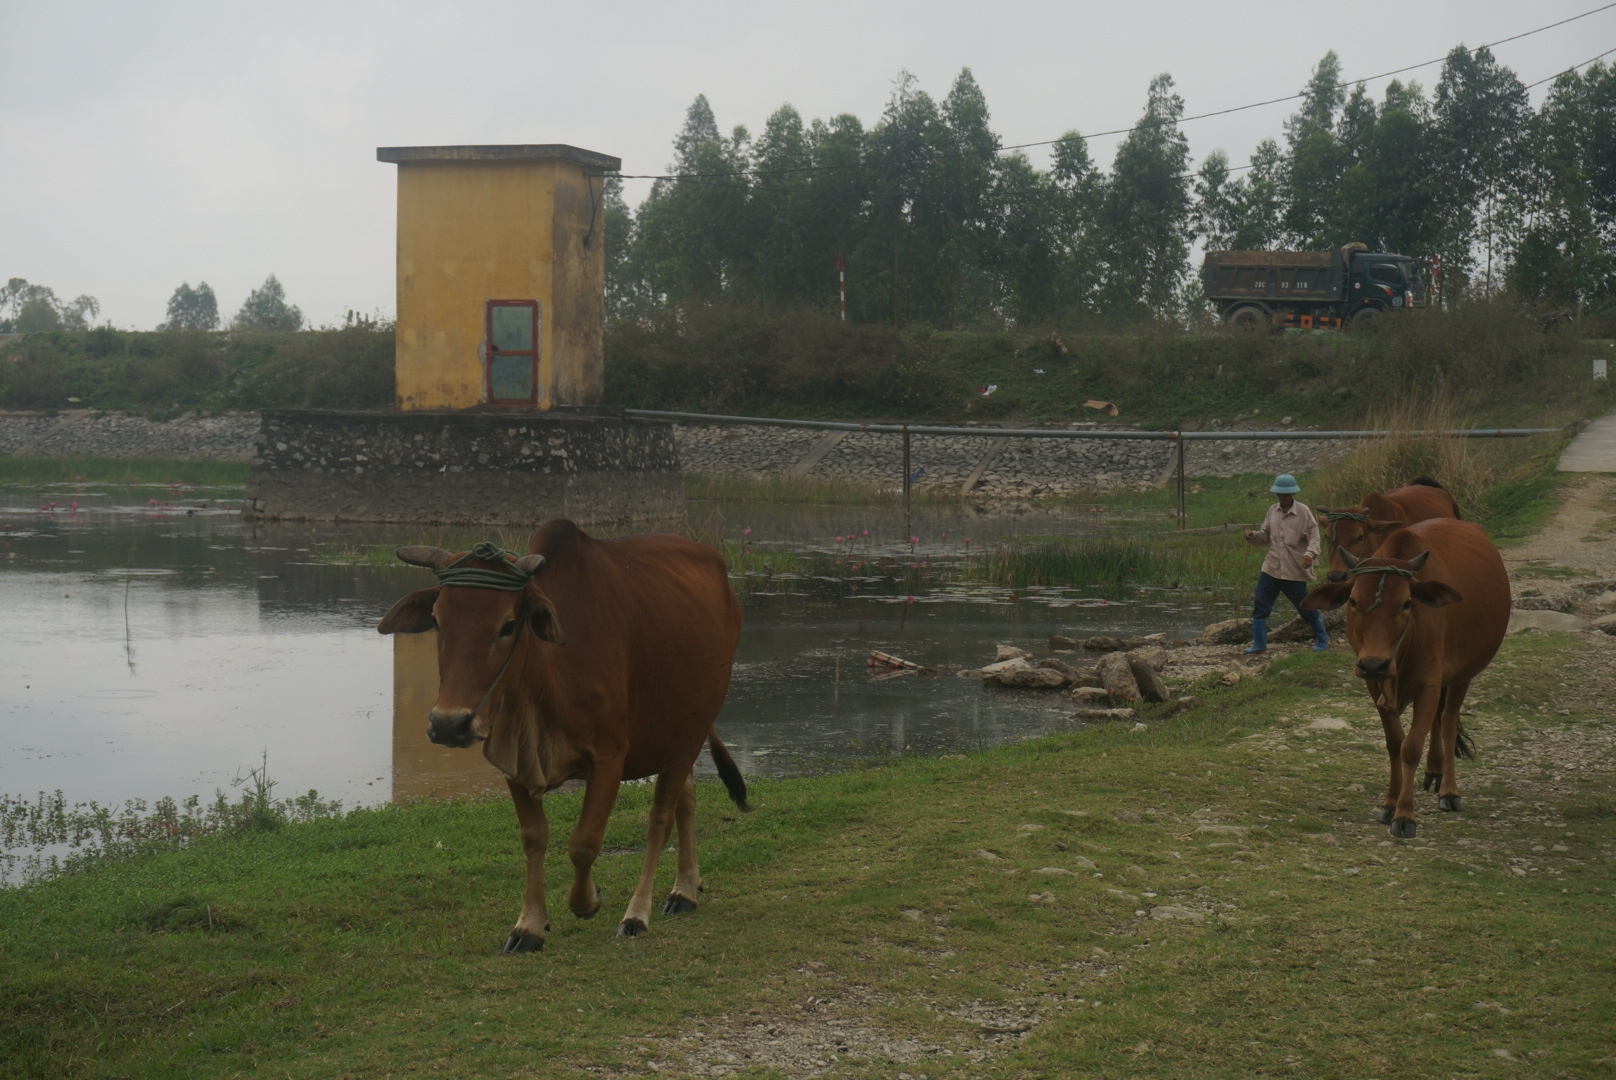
[{"xmin": 1241, "ymin": 473, "xmax": 1329, "ymax": 653}]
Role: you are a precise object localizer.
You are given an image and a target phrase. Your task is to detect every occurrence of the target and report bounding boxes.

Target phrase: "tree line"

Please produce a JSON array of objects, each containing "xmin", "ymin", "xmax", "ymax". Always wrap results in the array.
[
  {"xmin": 0, "ymin": 275, "xmax": 304, "ymax": 334},
  {"xmin": 606, "ymin": 48, "xmax": 1616, "ymax": 327}
]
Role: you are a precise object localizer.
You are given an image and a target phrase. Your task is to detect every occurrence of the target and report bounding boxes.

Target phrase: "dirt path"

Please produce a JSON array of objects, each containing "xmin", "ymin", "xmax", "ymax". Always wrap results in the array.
[{"xmin": 1500, "ymin": 473, "xmax": 1616, "ymax": 577}]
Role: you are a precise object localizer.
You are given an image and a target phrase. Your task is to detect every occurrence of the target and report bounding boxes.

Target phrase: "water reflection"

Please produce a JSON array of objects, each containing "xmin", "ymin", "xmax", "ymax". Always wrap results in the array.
[{"xmin": 2, "ymin": 482, "xmax": 1226, "ymax": 811}]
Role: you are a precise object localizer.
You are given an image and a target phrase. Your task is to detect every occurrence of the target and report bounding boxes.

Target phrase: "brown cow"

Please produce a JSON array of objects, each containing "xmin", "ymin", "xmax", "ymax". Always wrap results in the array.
[
  {"xmin": 377, "ymin": 521, "xmax": 747, "ymax": 951},
  {"xmin": 1301, "ymin": 518, "xmax": 1509, "ymax": 838},
  {"xmin": 1317, "ymin": 478, "xmax": 1467, "ymax": 786},
  {"xmin": 1317, "ymin": 477, "xmax": 1463, "ymax": 583}
]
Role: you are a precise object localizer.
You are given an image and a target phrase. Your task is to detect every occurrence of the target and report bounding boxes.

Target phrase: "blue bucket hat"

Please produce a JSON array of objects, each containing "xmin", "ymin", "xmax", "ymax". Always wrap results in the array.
[{"xmin": 1270, "ymin": 474, "xmax": 1301, "ymax": 495}]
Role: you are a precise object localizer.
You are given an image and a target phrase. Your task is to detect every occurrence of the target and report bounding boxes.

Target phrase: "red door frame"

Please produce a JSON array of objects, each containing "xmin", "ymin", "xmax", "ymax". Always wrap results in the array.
[{"xmin": 484, "ymin": 300, "xmax": 540, "ymax": 407}]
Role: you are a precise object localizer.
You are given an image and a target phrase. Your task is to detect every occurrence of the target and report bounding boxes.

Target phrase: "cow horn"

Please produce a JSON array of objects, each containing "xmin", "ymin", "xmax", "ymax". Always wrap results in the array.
[
  {"xmin": 1338, "ymin": 547, "xmax": 1361, "ymax": 569},
  {"xmin": 512, "ymin": 553, "xmax": 547, "ymax": 576},
  {"xmin": 397, "ymin": 545, "xmax": 453, "ymax": 569},
  {"xmin": 1407, "ymin": 551, "xmax": 1429, "ymax": 572}
]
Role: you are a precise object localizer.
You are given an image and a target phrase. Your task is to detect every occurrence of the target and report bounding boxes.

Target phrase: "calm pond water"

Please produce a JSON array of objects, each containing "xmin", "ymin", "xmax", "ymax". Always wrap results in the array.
[{"xmin": 1, "ymin": 483, "xmax": 1231, "ymax": 812}]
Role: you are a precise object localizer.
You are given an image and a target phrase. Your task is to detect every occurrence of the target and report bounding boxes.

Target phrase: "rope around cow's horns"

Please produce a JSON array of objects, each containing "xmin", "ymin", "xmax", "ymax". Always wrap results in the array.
[{"xmin": 431, "ymin": 541, "xmax": 542, "ymax": 591}]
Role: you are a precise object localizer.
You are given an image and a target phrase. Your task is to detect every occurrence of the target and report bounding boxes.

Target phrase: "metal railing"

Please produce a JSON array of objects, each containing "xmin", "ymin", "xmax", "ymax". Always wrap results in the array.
[{"xmin": 624, "ymin": 408, "xmax": 1565, "ymax": 529}]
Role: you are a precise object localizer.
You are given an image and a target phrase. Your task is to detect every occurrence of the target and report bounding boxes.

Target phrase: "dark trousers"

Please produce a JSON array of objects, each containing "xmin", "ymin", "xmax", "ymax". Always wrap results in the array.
[{"xmin": 1252, "ymin": 571, "xmax": 1319, "ymax": 624}]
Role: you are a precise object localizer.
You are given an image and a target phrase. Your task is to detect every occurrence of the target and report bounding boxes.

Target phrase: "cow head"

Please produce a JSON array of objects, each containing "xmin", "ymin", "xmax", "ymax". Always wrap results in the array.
[
  {"xmin": 1318, "ymin": 493, "xmax": 1406, "ymax": 582},
  {"xmin": 1301, "ymin": 549, "xmax": 1462, "ymax": 681},
  {"xmin": 377, "ymin": 544, "xmax": 565, "ymax": 749}
]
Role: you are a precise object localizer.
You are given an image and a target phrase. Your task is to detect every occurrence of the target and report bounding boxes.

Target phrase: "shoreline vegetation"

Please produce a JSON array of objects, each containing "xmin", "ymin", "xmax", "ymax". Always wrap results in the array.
[{"xmin": 1, "ymin": 306, "xmax": 1611, "ymax": 428}]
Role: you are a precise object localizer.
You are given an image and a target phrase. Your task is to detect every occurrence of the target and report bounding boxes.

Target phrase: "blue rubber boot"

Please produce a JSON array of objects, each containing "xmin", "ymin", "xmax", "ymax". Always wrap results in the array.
[
  {"xmin": 1244, "ymin": 619, "xmax": 1268, "ymax": 654},
  {"xmin": 1307, "ymin": 610, "xmax": 1330, "ymax": 651}
]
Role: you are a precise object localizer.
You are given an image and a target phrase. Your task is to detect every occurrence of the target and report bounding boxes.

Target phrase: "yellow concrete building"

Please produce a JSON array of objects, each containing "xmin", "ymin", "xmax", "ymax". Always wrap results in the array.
[{"xmin": 377, "ymin": 144, "xmax": 621, "ymax": 411}]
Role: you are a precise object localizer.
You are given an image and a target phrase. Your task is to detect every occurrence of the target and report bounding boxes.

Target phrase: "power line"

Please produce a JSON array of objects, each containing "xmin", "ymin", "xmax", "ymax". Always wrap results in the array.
[
  {"xmin": 610, "ymin": 1, "xmax": 1616, "ymax": 185},
  {"xmin": 1523, "ymin": 44, "xmax": 1616, "ymax": 89}
]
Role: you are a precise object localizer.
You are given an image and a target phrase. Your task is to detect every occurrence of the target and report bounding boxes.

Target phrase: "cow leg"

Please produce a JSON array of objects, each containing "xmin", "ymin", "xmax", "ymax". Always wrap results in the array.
[
  {"xmin": 504, "ymin": 779, "xmax": 550, "ymax": 954},
  {"xmin": 1374, "ymin": 696, "xmax": 1406, "ymax": 826},
  {"xmin": 619, "ymin": 769, "xmax": 685, "ymax": 938},
  {"xmin": 567, "ymin": 763, "xmax": 622, "ymax": 921},
  {"xmin": 1422, "ymin": 688, "xmax": 1449, "ymax": 793},
  {"xmin": 1435, "ymin": 679, "xmax": 1471, "ymax": 813},
  {"xmin": 663, "ymin": 772, "xmax": 702, "ymax": 916},
  {"xmin": 1393, "ymin": 687, "xmax": 1444, "ymax": 838}
]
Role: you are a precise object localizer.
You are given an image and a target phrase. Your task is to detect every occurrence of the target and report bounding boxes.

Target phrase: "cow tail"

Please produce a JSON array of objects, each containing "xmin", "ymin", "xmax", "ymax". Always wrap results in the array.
[
  {"xmin": 1455, "ymin": 721, "xmax": 1475, "ymax": 760},
  {"xmin": 708, "ymin": 731, "xmax": 751, "ymax": 812}
]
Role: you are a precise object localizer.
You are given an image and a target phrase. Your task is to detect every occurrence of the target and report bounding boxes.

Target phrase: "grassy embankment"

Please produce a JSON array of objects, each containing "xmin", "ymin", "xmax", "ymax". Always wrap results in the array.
[{"xmin": 3, "ymin": 631, "xmax": 1613, "ymax": 1077}]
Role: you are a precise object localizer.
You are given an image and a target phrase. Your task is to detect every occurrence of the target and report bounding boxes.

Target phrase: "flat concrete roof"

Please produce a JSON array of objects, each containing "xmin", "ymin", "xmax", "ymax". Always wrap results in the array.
[{"xmin": 376, "ymin": 145, "xmax": 621, "ymax": 170}]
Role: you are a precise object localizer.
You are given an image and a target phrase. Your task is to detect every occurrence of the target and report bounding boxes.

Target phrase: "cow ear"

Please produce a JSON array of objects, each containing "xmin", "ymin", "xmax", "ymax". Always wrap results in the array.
[
  {"xmin": 1301, "ymin": 583, "xmax": 1352, "ymax": 611},
  {"xmin": 1366, "ymin": 518, "xmax": 1406, "ymax": 535},
  {"xmin": 527, "ymin": 592, "xmax": 567, "ymax": 644},
  {"xmin": 1410, "ymin": 581, "xmax": 1462, "ymax": 608},
  {"xmin": 378, "ymin": 587, "xmax": 439, "ymax": 634}
]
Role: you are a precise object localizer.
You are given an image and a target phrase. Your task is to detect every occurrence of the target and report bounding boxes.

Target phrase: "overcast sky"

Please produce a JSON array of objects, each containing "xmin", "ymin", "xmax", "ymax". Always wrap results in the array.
[{"xmin": 2, "ymin": 0, "xmax": 1611, "ymax": 329}]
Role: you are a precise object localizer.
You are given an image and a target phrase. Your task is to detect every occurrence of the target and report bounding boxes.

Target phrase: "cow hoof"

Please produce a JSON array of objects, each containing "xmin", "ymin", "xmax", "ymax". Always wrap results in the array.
[
  {"xmin": 1390, "ymin": 818, "xmax": 1417, "ymax": 839},
  {"xmin": 662, "ymin": 892, "xmax": 698, "ymax": 916},
  {"xmin": 1376, "ymin": 806, "xmax": 1395, "ymax": 826},
  {"xmin": 571, "ymin": 884, "xmax": 603, "ymax": 920},
  {"xmin": 1438, "ymin": 794, "xmax": 1464, "ymax": 813},
  {"xmin": 1422, "ymin": 772, "xmax": 1441, "ymax": 793},
  {"xmin": 617, "ymin": 918, "xmax": 649, "ymax": 938},
  {"xmin": 503, "ymin": 930, "xmax": 544, "ymax": 954}
]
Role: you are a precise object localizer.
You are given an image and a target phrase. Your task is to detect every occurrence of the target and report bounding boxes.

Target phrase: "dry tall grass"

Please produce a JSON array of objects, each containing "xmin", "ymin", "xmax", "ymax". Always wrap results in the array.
[{"xmin": 1311, "ymin": 396, "xmax": 1496, "ymax": 515}]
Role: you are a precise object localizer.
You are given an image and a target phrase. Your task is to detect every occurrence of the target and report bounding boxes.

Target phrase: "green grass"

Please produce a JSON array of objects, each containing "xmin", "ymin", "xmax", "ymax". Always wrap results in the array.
[
  {"xmin": 0, "ymin": 455, "xmax": 248, "ymax": 487},
  {"xmin": 4, "ymin": 632, "xmax": 1612, "ymax": 1077}
]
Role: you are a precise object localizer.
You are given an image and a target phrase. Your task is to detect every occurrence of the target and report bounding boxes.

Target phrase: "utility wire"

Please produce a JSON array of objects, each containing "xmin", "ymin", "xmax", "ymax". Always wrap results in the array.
[
  {"xmin": 611, "ymin": 1, "xmax": 1616, "ymax": 184},
  {"xmin": 1523, "ymin": 43, "xmax": 1616, "ymax": 88}
]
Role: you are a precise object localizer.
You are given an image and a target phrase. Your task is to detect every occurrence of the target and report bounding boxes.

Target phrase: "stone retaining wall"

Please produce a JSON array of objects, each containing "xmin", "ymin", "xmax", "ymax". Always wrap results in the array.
[
  {"xmin": 673, "ymin": 423, "xmax": 1347, "ymax": 494},
  {"xmin": 0, "ymin": 410, "xmax": 260, "ymax": 460},
  {"xmin": 244, "ymin": 409, "xmax": 684, "ymax": 525}
]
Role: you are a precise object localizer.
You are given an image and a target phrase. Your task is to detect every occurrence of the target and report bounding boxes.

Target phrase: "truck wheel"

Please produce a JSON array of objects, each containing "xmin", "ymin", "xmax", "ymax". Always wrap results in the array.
[
  {"xmin": 1349, "ymin": 307, "xmax": 1382, "ymax": 331},
  {"xmin": 1226, "ymin": 306, "xmax": 1267, "ymax": 333}
]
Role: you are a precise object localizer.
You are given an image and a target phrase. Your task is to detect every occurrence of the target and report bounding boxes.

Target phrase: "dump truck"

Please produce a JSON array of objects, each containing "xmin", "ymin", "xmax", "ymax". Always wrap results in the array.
[{"xmin": 1202, "ymin": 243, "xmax": 1426, "ymax": 331}]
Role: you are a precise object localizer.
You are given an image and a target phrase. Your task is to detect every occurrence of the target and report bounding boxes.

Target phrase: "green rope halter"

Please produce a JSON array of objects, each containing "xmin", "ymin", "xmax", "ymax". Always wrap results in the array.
[
  {"xmin": 432, "ymin": 542, "xmax": 536, "ymax": 591},
  {"xmin": 1325, "ymin": 509, "xmax": 1373, "ymax": 559},
  {"xmin": 1347, "ymin": 561, "xmax": 1417, "ymax": 612}
]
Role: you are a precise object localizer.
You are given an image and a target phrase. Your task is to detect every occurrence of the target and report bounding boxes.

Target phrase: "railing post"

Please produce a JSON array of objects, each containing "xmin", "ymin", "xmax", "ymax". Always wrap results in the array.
[
  {"xmin": 1176, "ymin": 434, "xmax": 1186, "ymax": 529},
  {"xmin": 902, "ymin": 424, "xmax": 912, "ymax": 538}
]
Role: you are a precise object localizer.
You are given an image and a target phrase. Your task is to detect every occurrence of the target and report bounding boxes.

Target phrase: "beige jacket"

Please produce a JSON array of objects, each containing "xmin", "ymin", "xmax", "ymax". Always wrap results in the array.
[{"xmin": 1248, "ymin": 500, "xmax": 1321, "ymax": 581}]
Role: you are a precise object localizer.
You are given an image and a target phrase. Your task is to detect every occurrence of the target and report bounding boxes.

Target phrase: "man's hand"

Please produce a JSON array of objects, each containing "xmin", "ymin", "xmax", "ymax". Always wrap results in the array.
[
  {"xmin": 1302, "ymin": 554, "xmax": 1314, "ymax": 570},
  {"xmin": 1243, "ymin": 530, "xmax": 1256, "ymax": 542}
]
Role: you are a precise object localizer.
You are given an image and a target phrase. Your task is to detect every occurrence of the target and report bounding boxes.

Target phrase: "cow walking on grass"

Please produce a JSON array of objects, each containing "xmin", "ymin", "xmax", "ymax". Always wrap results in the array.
[
  {"xmin": 1301, "ymin": 518, "xmax": 1509, "ymax": 838},
  {"xmin": 1316, "ymin": 476, "xmax": 1465, "ymax": 784},
  {"xmin": 378, "ymin": 520, "xmax": 747, "ymax": 951}
]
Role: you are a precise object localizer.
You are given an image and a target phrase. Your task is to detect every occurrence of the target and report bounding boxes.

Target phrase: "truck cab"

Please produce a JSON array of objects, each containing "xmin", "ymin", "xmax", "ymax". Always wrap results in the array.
[{"xmin": 1348, "ymin": 254, "xmax": 1419, "ymax": 316}]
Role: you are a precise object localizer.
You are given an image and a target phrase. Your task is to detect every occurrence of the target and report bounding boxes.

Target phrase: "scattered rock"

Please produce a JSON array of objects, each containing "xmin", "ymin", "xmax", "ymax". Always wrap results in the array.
[
  {"xmin": 1111, "ymin": 810, "xmax": 1142, "ymax": 824},
  {"xmin": 984, "ymin": 665, "xmax": 1068, "ymax": 689},
  {"xmin": 1048, "ymin": 635, "xmax": 1079, "ymax": 650},
  {"xmin": 1197, "ymin": 618, "xmax": 1252, "ymax": 647},
  {"xmin": 1071, "ymin": 685, "xmax": 1110, "ymax": 704},
  {"xmin": 1219, "ymin": 668, "xmax": 1244, "ymax": 686},
  {"xmin": 1105, "ymin": 887, "xmax": 1139, "ymax": 901},
  {"xmin": 1034, "ymin": 867, "xmax": 1077, "ymax": 877},
  {"xmin": 1303, "ymin": 832, "xmax": 1340, "ymax": 846},
  {"xmin": 1149, "ymin": 906, "xmax": 1205, "ymax": 924},
  {"xmin": 1129, "ymin": 646, "xmax": 1169, "ymax": 672},
  {"xmin": 1081, "ymin": 635, "xmax": 1129, "ymax": 653},
  {"xmin": 1306, "ymin": 717, "xmax": 1350, "ymax": 731},
  {"xmin": 1028, "ymin": 892, "xmax": 1056, "ymax": 905},
  {"xmin": 1595, "ymin": 613, "xmax": 1616, "ymax": 636},
  {"xmin": 1195, "ymin": 824, "xmax": 1249, "ymax": 837},
  {"xmin": 974, "ymin": 849, "xmax": 1007, "ymax": 862},
  {"xmin": 1017, "ymin": 823, "xmax": 1046, "ymax": 833},
  {"xmin": 995, "ymin": 644, "xmax": 1030, "ymax": 662},
  {"xmin": 1166, "ymin": 696, "xmax": 1199, "ymax": 714},
  {"xmin": 1035, "ymin": 657, "xmax": 1082, "ymax": 679},
  {"xmin": 1508, "ymin": 610, "xmax": 1595, "ymax": 634},
  {"xmin": 1073, "ymin": 707, "xmax": 1136, "ymax": 721},
  {"xmin": 979, "ymin": 657, "xmax": 1029, "ymax": 675},
  {"xmin": 899, "ymin": 908, "xmax": 923, "ymax": 920},
  {"xmin": 1070, "ymin": 856, "xmax": 1098, "ymax": 870},
  {"xmin": 1126, "ymin": 653, "xmax": 1170, "ymax": 703},
  {"xmin": 1098, "ymin": 652, "xmax": 1142, "ymax": 703},
  {"xmin": 1594, "ymin": 590, "xmax": 1616, "ymax": 612}
]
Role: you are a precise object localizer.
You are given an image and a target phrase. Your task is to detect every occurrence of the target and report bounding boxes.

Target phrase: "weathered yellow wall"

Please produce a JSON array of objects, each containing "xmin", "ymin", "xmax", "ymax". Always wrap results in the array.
[{"xmin": 394, "ymin": 159, "xmax": 603, "ymax": 411}]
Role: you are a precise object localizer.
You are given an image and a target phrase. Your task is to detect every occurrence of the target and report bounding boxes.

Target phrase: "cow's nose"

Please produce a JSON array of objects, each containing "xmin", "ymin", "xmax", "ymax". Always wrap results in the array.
[
  {"xmin": 427, "ymin": 709, "xmax": 480, "ymax": 748},
  {"xmin": 1327, "ymin": 570, "xmax": 1348, "ymax": 583},
  {"xmin": 1357, "ymin": 657, "xmax": 1391, "ymax": 680}
]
